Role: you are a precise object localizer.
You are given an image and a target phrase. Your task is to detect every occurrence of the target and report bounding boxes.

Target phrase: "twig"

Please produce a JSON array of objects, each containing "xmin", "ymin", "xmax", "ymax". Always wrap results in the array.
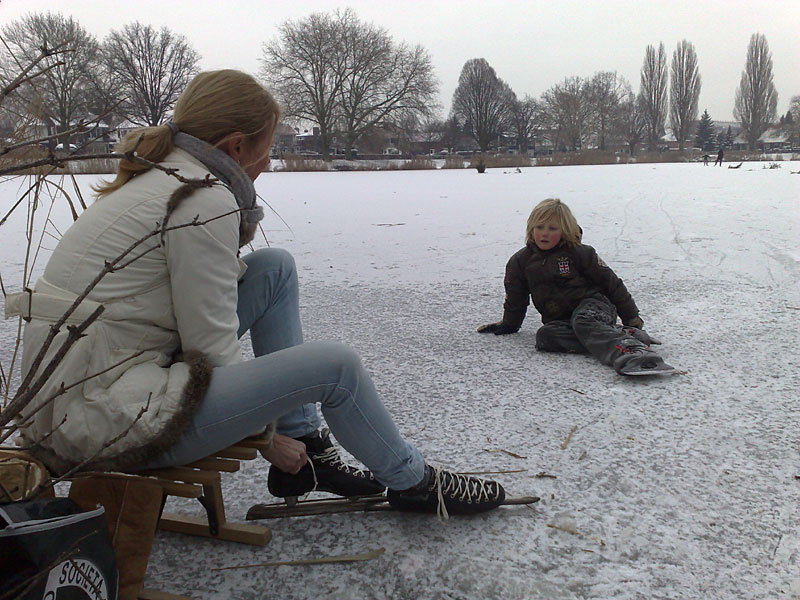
[
  {"xmin": 3, "ymin": 414, "xmax": 67, "ymax": 449},
  {"xmin": 561, "ymin": 425, "xmax": 577, "ymax": 450},
  {"xmin": 458, "ymin": 469, "xmax": 527, "ymax": 475},
  {"xmin": 0, "ymin": 40, "xmax": 72, "ymax": 106},
  {"xmin": 546, "ymin": 523, "xmax": 605, "ymax": 547},
  {"xmin": 484, "ymin": 448, "xmax": 528, "ymax": 459},
  {"xmin": 212, "ymin": 547, "xmax": 385, "ymax": 571},
  {"xmin": 2, "ymin": 305, "xmax": 105, "ymax": 430},
  {"xmin": 36, "ymin": 394, "xmax": 152, "ymax": 494},
  {"xmin": 2, "ymin": 207, "xmax": 242, "ymax": 431},
  {"xmin": 0, "ymin": 528, "xmax": 97, "ymax": 600},
  {"xmin": 0, "ymin": 349, "xmax": 153, "ymax": 445},
  {"xmin": 0, "ymin": 149, "xmax": 223, "ymax": 183},
  {"xmin": 534, "ymin": 472, "xmax": 558, "ymax": 479},
  {"xmin": 547, "ymin": 523, "xmax": 579, "ymax": 535}
]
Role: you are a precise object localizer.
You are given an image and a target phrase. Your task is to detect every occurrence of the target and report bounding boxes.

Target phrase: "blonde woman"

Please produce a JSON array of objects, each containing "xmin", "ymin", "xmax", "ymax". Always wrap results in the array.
[{"xmin": 11, "ymin": 70, "xmax": 505, "ymax": 515}]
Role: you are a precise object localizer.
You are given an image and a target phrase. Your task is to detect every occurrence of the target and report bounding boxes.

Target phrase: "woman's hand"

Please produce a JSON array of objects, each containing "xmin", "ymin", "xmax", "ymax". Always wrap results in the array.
[{"xmin": 260, "ymin": 433, "xmax": 308, "ymax": 474}]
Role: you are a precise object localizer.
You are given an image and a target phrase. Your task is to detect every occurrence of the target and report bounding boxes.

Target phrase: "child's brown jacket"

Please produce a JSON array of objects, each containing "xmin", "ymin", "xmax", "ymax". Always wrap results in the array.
[{"xmin": 501, "ymin": 241, "xmax": 640, "ymax": 327}]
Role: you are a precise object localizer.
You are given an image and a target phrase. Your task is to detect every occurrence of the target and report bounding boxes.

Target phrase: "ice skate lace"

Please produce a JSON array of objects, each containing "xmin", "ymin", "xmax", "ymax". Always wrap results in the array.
[
  {"xmin": 306, "ymin": 446, "xmax": 372, "ymax": 493},
  {"xmin": 431, "ymin": 466, "xmax": 501, "ymax": 521}
]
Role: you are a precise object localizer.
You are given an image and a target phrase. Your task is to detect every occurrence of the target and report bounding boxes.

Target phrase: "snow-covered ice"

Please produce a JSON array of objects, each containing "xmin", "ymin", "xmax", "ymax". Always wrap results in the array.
[{"xmin": 1, "ymin": 160, "xmax": 798, "ymax": 599}]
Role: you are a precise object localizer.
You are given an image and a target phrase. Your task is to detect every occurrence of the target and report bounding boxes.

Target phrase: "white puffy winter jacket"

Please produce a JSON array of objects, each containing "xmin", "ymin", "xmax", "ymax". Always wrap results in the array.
[{"xmin": 8, "ymin": 149, "xmax": 244, "ymax": 474}]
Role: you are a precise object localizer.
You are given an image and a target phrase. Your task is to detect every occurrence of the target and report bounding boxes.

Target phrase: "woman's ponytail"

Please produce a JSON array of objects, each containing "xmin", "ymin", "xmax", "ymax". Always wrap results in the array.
[{"xmin": 92, "ymin": 125, "xmax": 175, "ymax": 197}]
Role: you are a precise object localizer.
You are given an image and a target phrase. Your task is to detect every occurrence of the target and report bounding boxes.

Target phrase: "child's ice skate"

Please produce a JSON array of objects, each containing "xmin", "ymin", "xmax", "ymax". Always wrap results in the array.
[
  {"xmin": 267, "ymin": 429, "xmax": 385, "ymax": 504},
  {"xmin": 613, "ymin": 342, "xmax": 680, "ymax": 376}
]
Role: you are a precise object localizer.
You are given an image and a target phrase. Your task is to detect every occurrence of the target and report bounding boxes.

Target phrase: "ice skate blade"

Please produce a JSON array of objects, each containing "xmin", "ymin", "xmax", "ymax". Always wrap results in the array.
[
  {"xmin": 246, "ymin": 494, "xmax": 539, "ymax": 519},
  {"xmin": 620, "ymin": 366, "xmax": 686, "ymax": 376}
]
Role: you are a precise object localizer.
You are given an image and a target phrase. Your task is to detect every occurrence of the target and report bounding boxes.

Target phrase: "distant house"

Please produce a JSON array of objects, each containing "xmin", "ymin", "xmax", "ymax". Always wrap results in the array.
[
  {"xmin": 659, "ymin": 132, "xmax": 680, "ymax": 151},
  {"xmin": 756, "ymin": 127, "xmax": 791, "ymax": 151},
  {"xmin": 732, "ymin": 126, "xmax": 791, "ymax": 151},
  {"xmin": 274, "ymin": 123, "xmax": 297, "ymax": 154},
  {"xmin": 294, "ymin": 127, "xmax": 321, "ymax": 154},
  {"xmin": 406, "ymin": 133, "xmax": 439, "ymax": 156}
]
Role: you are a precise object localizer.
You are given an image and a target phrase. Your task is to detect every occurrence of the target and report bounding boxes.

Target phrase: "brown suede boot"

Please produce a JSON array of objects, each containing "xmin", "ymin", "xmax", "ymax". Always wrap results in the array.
[{"xmin": 69, "ymin": 475, "xmax": 163, "ymax": 600}]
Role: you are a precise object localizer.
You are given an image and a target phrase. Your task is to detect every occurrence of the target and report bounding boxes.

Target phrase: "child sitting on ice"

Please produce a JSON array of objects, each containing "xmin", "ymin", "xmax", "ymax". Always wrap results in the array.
[{"xmin": 477, "ymin": 198, "xmax": 672, "ymax": 375}]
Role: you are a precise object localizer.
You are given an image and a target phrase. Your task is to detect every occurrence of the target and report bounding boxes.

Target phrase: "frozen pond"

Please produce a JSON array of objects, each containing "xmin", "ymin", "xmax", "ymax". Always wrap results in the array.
[{"xmin": 1, "ymin": 160, "xmax": 798, "ymax": 599}]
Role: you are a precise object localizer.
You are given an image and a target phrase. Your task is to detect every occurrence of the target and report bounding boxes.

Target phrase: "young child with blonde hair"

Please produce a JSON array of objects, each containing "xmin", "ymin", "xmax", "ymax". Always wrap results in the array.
[{"xmin": 478, "ymin": 198, "xmax": 674, "ymax": 375}]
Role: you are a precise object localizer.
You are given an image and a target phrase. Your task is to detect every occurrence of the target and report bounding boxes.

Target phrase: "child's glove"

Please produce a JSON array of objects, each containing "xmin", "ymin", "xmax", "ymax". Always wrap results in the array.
[
  {"xmin": 623, "ymin": 316, "xmax": 644, "ymax": 330},
  {"xmin": 477, "ymin": 321, "xmax": 519, "ymax": 335}
]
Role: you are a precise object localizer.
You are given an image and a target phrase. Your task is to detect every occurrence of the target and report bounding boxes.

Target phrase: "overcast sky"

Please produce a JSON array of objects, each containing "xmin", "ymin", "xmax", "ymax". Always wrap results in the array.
[{"xmin": 2, "ymin": 0, "xmax": 798, "ymax": 121}]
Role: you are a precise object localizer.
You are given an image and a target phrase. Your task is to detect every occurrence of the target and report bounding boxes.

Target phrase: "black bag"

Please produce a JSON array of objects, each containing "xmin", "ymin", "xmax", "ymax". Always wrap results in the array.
[{"xmin": 0, "ymin": 497, "xmax": 118, "ymax": 600}]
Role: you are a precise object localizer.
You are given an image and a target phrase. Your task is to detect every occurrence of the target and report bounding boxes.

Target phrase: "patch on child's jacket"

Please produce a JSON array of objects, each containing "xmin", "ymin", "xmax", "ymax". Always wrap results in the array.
[
  {"xmin": 597, "ymin": 256, "xmax": 608, "ymax": 267},
  {"xmin": 557, "ymin": 256, "xmax": 570, "ymax": 274}
]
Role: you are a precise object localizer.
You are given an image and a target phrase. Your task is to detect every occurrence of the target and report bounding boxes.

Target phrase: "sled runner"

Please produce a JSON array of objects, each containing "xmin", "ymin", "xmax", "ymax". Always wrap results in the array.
[{"xmin": 246, "ymin": 493, "xmax": 540, "ymax": 520}]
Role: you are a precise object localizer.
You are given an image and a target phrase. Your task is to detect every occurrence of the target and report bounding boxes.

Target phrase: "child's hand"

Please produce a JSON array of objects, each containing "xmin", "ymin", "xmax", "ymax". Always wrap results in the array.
[
  {"xmin": 624, "ymin": 316, "xmax": 645, "ymax": 330},
  {"xmin": 477, "ymin": 321, "xmax": 519, "ymax": 335}
]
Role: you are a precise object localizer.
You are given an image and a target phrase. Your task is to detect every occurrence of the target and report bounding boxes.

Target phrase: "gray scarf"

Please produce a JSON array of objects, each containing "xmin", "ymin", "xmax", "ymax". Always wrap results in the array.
[{"xmin": 166, "ymin": 122, "xmax": 264, "ymax": 224}]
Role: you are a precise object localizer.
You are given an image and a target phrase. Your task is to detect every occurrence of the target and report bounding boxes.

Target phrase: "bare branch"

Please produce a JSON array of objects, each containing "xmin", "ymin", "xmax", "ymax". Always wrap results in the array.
[
  {"xmin": 0, "ymin": 207, "xmax": 243, "ymax": 431},
  {"xmin": 0, "ymin": 348, "xmax": 154, "ymax": 445},
  {"xmin": 0, "ymin": 39, "xmax": 72, "ymax": 104},
  {"xmin": 37, "ymin": 394, "xmax": 152, "ymax": 492}
]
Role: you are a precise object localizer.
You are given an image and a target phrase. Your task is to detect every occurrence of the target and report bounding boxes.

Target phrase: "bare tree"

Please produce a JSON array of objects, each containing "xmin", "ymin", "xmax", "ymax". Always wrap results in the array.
[
  {"xmin": 507, "ymin": 94, "xmax": 541, "ymax": 155},
  {"xmin": 639, "ymin": 42, "xmax": 668, "ymax": 151},
  {"xmin": 102, "ymin": 22, "xmax": 200, "ymax": 127},
  {"xmin": 261, "ymin": 11, "xmax": 345, "ymax": 159},
  {"xmin": 541, "ymin": 76, "xmax": 593, "ymax": 151},
  {"xmin": 617, "ymin": 92, "xmax": 647, "ymax": 157},
  {"xmin": 0, "ymin": 13, "xmax": 101, "ymax": 148},
  {"xmin": 451, "ymin": 58, "xmax": 514, "ymax": 152},
  {"xmin": 790, "ymin": 95, "xmax": 800, "ymax": 122},
  {"xmin": 788, "ymin": 95, "xmax": 800, "ymax": 148},
  {"xmin": 669, "ymin": 41, "xmax": 701, "ymax": 151},
  {"xmin": 334, "ymin": 11, "xmax": 438, "ymax": 159},
  {"xmin": 424, "ymin": 115, "xmax": 467, "ymax": 152},
  {"xmin": 734, "ymin": 33, "xmax": 778, "ymax": 150},
  {"xmin": 588, "ymin": 71, "xmax": 629, "ymax": 151}
]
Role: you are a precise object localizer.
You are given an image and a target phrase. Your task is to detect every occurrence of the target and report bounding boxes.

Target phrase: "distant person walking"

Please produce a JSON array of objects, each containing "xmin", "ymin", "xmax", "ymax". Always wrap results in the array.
[
  {"xmin": 714, "ymin": 148, "xmax": 724, "ymax": 166},
  {"xmin": 702, "ymin": 153, "xmax": 710, "ymax": 166}
]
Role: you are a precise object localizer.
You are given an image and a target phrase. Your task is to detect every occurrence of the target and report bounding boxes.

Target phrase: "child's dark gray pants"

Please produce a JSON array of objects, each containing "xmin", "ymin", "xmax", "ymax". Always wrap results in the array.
[{"xmin": 535, "ymin": 295, "xmax": 642, "ymax": 365}]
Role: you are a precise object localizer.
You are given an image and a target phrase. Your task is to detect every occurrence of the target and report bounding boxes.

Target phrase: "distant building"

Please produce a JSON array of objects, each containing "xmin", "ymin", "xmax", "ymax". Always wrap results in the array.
[
  {"xmin": 732, "ymin": 126, "xmax": 791, "ymax": 151},
  {"xmin": 294, "ymin": 127, "xmax": 320, "ymax": 154}
]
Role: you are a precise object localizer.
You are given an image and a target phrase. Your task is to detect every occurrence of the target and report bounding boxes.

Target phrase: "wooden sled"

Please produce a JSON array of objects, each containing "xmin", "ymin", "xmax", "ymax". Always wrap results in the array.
[
  {"xmin": 68, "ymin": 437, "xmax": 273, "ymax": 599},
  {"xmin": 134, "ymin": 436, "xmax": 273, "ymax": 546}
]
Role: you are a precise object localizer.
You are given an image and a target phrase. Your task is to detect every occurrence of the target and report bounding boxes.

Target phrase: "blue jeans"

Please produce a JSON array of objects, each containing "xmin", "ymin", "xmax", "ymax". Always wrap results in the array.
[{"xmin": 143, "ymin": 248, "xmax": 425, "ymax": 490}]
